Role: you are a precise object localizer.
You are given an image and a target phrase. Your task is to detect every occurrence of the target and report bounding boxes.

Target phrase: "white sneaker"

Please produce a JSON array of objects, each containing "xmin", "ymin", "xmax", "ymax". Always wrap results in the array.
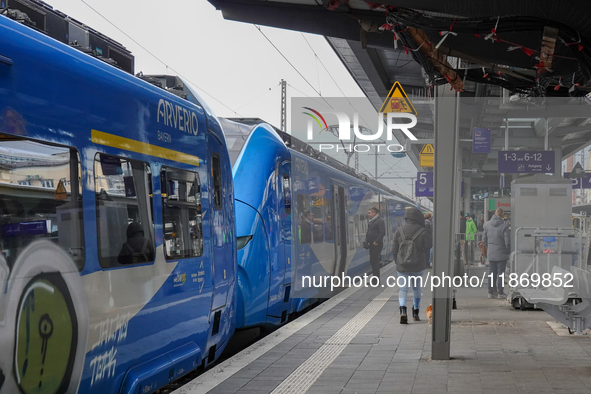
[{"xmin": 488, "ymin": 294, "xmax": 495, "ymax": 299}]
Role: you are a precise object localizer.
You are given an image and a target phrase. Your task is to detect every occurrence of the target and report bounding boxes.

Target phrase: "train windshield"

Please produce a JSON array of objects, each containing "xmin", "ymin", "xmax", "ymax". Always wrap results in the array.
[{"xmin": 218, "ymin": 118, "xmax": 255, "ymax": 166}]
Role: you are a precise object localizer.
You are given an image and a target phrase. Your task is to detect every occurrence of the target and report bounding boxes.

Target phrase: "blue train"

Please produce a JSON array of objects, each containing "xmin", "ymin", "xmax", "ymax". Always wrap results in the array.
[
  {"xmin": 220, "ymin": 118, "xmax": 422, "ymax": 330},
  {"xmin": 0, "ymin": 6, "xmax": 424, "ymax": 394},
  {"xmin": 0, "ymin": 11, "xmax": 235, "ymax": 394}
]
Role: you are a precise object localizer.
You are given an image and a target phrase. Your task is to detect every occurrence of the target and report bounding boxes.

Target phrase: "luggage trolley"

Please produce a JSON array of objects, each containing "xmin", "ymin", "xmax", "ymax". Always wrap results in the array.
[{"xmin": 509, "ymin": 227, "xmax": 585, "ymax": 309}]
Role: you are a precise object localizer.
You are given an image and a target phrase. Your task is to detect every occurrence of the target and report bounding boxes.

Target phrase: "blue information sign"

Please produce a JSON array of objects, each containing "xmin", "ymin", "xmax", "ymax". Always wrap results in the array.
[
  {"xmin": 416, "ymin": 172, "xmax": 433, "ymax": 197},
  {"xmin": 498, "ymin": 151, "xmax": 555, "ymax": 173},
  {"xmin": 564, "ymin": 173, "xmax": 591, "ymax": 189},
  {"xmin": 473, "ymin": 128, "xmax": 491, "ymax": 154}
]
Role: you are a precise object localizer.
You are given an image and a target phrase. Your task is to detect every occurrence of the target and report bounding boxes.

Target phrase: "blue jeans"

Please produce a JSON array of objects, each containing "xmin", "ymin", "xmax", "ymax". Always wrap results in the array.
[
  {"xmin": 397, "ymin": 270, "xmax": 425, "ymax": 309},
  {"xmin": 488, "ymin": 260, "xmax": 507, "ymax": 295}
]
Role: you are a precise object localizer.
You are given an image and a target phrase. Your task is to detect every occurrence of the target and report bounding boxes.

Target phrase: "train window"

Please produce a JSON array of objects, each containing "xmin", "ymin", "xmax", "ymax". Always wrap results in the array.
[
  {"xmin": 0, "ymin": 136, "xmax": 85, "ymax": 269},
  {"xmin": 212, "ymin": 153, "xmax": 222, "ymax": 210},
  {"xmin": 324, "ymin": 196, "xmax": 334, "ymax": 241},
  {"xmin": 95, "ymin": 154, "xmax": 154, "ymax": 268},
  {"xmin": 283, "ymin": 174, "xmax": 291, "ymax": 215},
  {"xmin": 161, "ymin": 168, "xmax": 202, "ymax": 259},
  {"xmin": 311, "ymin": 197, "xmax": 323, "ymax": 243},
  {"xmin": 297, "ymin": 194, "xmax": 311, "ymax": 245}
]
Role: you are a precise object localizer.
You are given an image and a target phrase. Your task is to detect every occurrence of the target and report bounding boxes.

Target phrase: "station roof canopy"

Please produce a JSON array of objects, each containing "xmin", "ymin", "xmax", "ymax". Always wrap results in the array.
[{"xmin": 210, "ymin": 0, "xmax": 591, "ymax": 183}]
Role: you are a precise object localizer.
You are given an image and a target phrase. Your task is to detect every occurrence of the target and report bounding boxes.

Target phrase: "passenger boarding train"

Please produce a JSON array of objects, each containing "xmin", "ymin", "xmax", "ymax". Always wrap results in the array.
[{"xmin": 0, "ymin": 9, "xmax": 423, "ymax": 394}]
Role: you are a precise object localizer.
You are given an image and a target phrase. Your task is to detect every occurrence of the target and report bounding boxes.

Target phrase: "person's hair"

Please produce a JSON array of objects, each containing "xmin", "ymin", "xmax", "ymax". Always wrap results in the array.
[
  {"xmin": 460, "ymin": 210, "xmax": 464, "ymax": 217},
  {"xmin": 369, "ymin": 207, "xmax": 379, "ymax": 214},
  {"xmin": 495, "ymin": 208, "xmax": 504, "ymax": 217},
  {"xmin": 424, "ymin": 213, "xmax": 432, "ymax": 219}
]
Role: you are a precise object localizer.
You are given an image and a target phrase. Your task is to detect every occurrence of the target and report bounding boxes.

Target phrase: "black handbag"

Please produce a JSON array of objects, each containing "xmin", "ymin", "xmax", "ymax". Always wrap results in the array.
[{"xmin": 363, "ymin": 241, "xmax": 370, "ymax": 249}]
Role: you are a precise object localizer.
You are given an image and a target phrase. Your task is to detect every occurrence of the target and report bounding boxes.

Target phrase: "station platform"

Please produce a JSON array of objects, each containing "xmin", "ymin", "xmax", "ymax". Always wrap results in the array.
[{"xmin": 173, "ymin": 263, "xmax": 591, "ymax": 394}]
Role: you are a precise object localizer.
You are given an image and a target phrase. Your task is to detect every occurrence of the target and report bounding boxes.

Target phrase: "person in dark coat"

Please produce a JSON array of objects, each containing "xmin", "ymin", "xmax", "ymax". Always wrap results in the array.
[
  {"xmin": 118, "ymin": 222, "xmax": 155, "ymax": 264},
  {"xmin": 366, "ymin": 207, "xmax": 386, "ymax": 279},
  {"xmin": 482, "ymin": 208, "xmax": 510, "ymax": 298},
  {"xmin": 392, "ymin": 207, "xmax": 432, "ymax": 324}
]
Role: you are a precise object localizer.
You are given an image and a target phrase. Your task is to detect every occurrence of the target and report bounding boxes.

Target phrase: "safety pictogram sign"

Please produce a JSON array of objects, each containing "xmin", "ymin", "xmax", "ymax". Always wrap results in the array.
[
  {"xmin": 379, "ymin": 81, "xmax": 417, "ymax": 116},
  {"xmin": 419, "ymin": 144, "xmax": 434, "ymax": 167}
]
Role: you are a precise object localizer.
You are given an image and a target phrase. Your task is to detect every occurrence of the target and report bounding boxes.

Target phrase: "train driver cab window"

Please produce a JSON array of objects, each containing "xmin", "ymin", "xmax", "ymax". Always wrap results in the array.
[
  {"xmin": 161, "ymin": 168, "xmax": 203, "ymax": 259},
  {"xmin": 0, "ymin": 135, "xmax": 84, "ymax": 269},
  {"xmin": 95, "ymin": 154, "xmax": 154, "ymax": 268},
  {"xmin": 212, "ymin": 153, "xmax": 222, "ymax": 210}
]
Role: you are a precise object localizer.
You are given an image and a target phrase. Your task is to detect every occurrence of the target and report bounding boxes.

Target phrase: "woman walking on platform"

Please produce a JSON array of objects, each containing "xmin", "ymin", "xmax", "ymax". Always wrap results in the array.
[{"xmin": 392, "ymin": 207, "xmax": 432, "ymax": 324}]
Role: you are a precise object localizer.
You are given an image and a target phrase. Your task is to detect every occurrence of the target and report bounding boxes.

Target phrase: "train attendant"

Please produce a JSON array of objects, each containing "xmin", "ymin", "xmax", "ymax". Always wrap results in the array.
[{"xmin": 366, "ymin": 207, "xmax": 386, "ymax": 280}]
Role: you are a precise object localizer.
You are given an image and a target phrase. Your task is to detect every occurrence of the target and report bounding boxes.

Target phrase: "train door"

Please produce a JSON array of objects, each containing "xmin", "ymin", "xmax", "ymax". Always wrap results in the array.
[
  {"xmin": 267, "ymin": 161, "xmax": 292, "ymax": 321},
  {"xmin": 210, "ymin": 134, "xmax": 229, "ymax": 310},
  {"xmin": 332, "ymin": 185, "xmax": 348, "ymax": 276},
  {"xmin": 280, "ymin": 161, "xmax": 292, "ymax": 291}
]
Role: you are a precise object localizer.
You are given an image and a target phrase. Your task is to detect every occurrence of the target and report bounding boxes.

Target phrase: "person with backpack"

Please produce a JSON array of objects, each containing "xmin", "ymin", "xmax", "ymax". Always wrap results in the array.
[
  {"xmin": 482, "ymin": 208, "xmax": 510, "ymax": 298},
  {"xmin": 392, "ymin": 207, "xmax": 432, "ymax": 324},
  {"xmin": 118, "ymin": 222, "xmax": 155, "ymax": 264},
  {"xmin": 366, "ymin": 207, "xmax": 386, "ymax": 279}
]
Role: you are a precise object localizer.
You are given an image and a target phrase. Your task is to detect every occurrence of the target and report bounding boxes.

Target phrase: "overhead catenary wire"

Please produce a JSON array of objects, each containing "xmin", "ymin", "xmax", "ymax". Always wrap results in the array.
[
  {"xmin": 255, "ymin": 25, "xmax": 332, "ymax": 109},
  {"xmin": 79, "ymin": 0, "xmax": 243, "ymax": 116}
]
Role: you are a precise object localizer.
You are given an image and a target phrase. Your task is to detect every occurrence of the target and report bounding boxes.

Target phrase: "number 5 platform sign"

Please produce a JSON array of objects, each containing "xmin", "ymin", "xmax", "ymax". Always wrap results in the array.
[
  {"xmin": 416, "ymin": 172, "xmax": 434, "ymax": 197},
  {"xmin": 498, "ymin": 151, "xmax": 555, "ymax": 173}
]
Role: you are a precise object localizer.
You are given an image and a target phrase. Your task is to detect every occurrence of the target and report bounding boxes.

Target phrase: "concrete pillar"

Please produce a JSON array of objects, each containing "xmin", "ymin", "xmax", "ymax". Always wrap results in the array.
[{"xmin": 432, "ymin": 87, "xmax": 458, "ymax": 360}]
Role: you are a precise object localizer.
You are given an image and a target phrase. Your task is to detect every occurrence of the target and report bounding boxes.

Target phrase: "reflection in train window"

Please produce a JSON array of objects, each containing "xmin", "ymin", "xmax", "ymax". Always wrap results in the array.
[
  {"xmin": 311, "ymin": 197, "xmax": 324, "ymax": 243},
  {"xmin": 212, "ymin": 154, "xmax": 222, "ymax": 210},
  {"xmin": 95, "ymin": 154, "xmax": 154, "ymax": 267},
  {"xmin": 297, "ymin": 193, "xmax": 311, "ymax": 245},
  {"xmin": 325, "ymin": 196, "xmax": 334, "ymax": 241},
  {"xmin": 283, "ymin": 174, "xmax": 291, "ymax": 215},
  {"xmin": 162, "ymin": 168, "xmax": 202, "ymax": 259},
  {"xmin": 0, "ymin": 135, "xmax": 85, "ymax": 269}
]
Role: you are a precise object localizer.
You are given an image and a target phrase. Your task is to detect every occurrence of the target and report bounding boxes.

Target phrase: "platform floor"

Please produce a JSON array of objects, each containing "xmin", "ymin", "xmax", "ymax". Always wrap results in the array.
[{"xmin": 174, "ymin": 263, "xmax": 591, "ymax": 394}]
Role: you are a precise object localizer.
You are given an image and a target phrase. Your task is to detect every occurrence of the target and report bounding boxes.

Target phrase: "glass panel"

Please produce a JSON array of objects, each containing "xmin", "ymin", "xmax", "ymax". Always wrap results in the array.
[
  {"xmin": 0, "ymin": 136, "xmax": 84, "ymax": 269},
  {"xmin": 212, "ymin": 154, "xmax": 222, "ymax": 210},
  {"xmin": 95, "ymin": 154, "xmax": 154, "ymax": 267},
  {"xmin": 311, "ymin": 197, "xmax": 323, "ymax": 243},
  {"xmin": 297, "ymin": 194, "xmax": 311, "ymax": 244},
  {"xmin": 324, "ymin": 195, "xmax": 334, "ymax": 241},
  {"xmin": 162, "ymin": 168, "xmax": 202, "ymax": 259},
  {"xmin": 283, "ymin": 174, "xmax": 291, "ymax": 214}
]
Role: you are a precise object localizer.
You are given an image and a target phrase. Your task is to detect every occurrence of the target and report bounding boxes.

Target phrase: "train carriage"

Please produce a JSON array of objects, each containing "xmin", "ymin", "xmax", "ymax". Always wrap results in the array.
[
  {"xmin": 222, "ymin": 118, "xmax": 421, "ymax": 330},
  {"xmin": 0, "ymin": 13, "xmax": 235, "ymax": 394}
]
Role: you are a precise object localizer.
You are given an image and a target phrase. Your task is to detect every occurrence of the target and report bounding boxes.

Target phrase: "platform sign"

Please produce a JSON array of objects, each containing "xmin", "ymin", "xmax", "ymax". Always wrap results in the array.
[
  {"xmin": 419, "ymin": 144, "xmax": 434, "ymax": 167},
  {"xmin": 416, "ymin": 172, "xmax": 433, "ymax": 197},
  {"xmin": 497, "ymin": 151, "xmax": 555, "ymax": 173},
  {"xmin": 564, "ymin": 173, "xmax": 591, "ymax": 188},
  {"xmin": 472, "ymin": 128, "xmax": 491, "ymax": 154}
]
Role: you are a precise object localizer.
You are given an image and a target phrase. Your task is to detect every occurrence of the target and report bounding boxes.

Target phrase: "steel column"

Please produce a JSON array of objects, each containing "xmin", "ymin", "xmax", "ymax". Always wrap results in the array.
[{"xmin": 432, "ymin": 87, "xmax": 459, "ymax": 360}]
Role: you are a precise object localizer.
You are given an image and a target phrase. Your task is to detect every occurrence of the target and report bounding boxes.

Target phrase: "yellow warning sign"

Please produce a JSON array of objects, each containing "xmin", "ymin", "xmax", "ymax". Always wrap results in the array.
[
  {"xmin": 420, "ymin": 144, "xmax": 434, "ymax": 154},
  {"xmin": 419, "ymin": 144, "xmax": 434, "ymax": 167},
  {"xmin": 55, "ymin": 179, "xmax": 67, "ymax": 200},
  {"xmin": 379, "ymin": 81, "xmax": 417, "ymax": 116}
]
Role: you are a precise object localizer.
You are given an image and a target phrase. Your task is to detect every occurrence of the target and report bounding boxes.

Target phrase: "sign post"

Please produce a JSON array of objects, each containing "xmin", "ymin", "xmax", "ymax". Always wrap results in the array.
[{"xmin": 497, "ymin": 151, "xmax": 555, "ymax": 173}]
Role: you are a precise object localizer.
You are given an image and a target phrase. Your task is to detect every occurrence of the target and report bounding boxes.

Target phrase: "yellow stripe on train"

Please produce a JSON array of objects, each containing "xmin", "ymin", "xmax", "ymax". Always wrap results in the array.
[{"xmin": 91, "ymin": 129, "xmax": 200, "ymax": 166}]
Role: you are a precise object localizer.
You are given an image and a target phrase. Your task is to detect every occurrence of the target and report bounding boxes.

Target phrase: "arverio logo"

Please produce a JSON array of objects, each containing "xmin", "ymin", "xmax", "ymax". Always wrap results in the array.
[{"xmin": 301, "ymin": 82, "xmax": 419, "ymax": 154}]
